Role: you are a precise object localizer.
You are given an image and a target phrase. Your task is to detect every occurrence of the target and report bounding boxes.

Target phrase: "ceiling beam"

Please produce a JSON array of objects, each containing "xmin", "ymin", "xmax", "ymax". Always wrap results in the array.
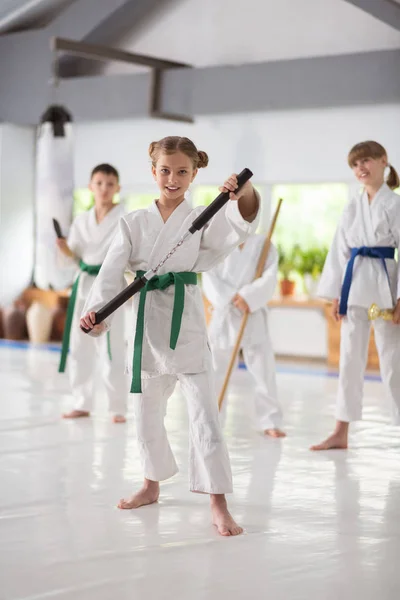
[
  {"xmin": 29, "ymin": 49, "xmax": 400, "ymax": 122},
  {"xmin": 1, "ymin": 26, "xmax": 399, "ymax": 125},
  {"xmin": 52, "ymin": 37, "xmax": 191, "ymax": 70},
  {"xmin": 343, "ymin": 0, "xmax": 400, "ymax": 31},
  {"xmin": 48, "ymin": 0, "xmax": 184, "ymax": 77},
  {"xmin": 0, "ymin": 0, "xmax": 72, "ymax": 34},
  {"xmin": 47, "ymin": 0, "xmax": 141, "ymax": 41},
  {"xmin": 52, "ymin": 36, "xmax": 194, "ymax": 122}
]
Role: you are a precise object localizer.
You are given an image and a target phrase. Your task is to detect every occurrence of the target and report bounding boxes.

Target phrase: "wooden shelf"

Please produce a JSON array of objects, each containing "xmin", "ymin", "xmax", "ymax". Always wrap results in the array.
[{"xmin": 268, "ymin": 297, "xmax": 327, "ymax": 309}]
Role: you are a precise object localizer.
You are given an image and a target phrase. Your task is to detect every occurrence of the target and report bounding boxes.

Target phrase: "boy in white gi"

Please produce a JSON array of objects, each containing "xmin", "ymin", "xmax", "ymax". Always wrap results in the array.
[
  {"xmin": 57, "ymin": 164, "xmax": 128, "ymax": 423},
  {"xmin": 311, "ymin": 141, "xmax": 400, "ymax": 450},
  {"xmin": 81, "ymin": 136, "xmax": 260, "ymax": 536},
  {"xmin": 202, "ymin": 235, "xmax": 285, "ymax": 437}
]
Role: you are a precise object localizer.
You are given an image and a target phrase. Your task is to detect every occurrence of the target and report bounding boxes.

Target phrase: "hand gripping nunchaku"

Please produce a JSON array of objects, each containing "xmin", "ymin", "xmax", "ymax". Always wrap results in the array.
[{"xmin": 80, "ymin": 168, "xmax": 254, "ymax": 333}]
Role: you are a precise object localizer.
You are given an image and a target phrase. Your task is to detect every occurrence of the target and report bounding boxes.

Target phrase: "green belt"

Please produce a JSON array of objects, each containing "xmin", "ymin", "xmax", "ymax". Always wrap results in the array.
[
  {"xmin": 58, "ymin": 260, "xmax": 112, "ymax": 372},
  {"xmin": 131, "ymin": 270, "xmax": 198, "ymax": 393}
]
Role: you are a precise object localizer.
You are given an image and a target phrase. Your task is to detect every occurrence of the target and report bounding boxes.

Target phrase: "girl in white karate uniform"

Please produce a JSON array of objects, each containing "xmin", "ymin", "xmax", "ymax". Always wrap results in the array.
[
  {"xmin": 202, "ymin": 235, "xmax": 285, "ymax": 437},
  {"xmin": 57, "ymin": 164, "xmax": 129, "ymax": 423},
  {"xmin": 80, "ymin": 137, "xmax": 260, "ymax": 536},
  {"xmin": 311, "ymin": 141, "xmax": 400, "ymax": 451}
]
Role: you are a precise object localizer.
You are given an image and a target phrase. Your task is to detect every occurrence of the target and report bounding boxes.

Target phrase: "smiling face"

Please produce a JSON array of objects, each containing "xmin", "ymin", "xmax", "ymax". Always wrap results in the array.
[
  {"xmin": 152, "ymin": 151, "xmax": 198, "ymax": 204},
  {"xmin": 350, "ymin": 155, "xmax": 386, "ymax": 188},
  {"xmin": 348, "ymin": 141, "xmax": 388, "ymax": 191}
]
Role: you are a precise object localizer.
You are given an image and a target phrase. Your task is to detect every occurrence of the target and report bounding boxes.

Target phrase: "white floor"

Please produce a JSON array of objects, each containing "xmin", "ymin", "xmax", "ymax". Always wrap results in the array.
[{"xmin": 0, "ymin": 342, "xmax": 399, "ymax": 600}]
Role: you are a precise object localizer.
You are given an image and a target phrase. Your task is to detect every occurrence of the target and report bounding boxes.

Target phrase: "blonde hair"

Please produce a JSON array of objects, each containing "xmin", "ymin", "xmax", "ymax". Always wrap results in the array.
[
  {"xmin": 148, "ymin": 136, "xmax": 209, "ymax": 170},
  {"xmin": 348, "ymin": 141, "xmax": 399, "ymax": 190}
]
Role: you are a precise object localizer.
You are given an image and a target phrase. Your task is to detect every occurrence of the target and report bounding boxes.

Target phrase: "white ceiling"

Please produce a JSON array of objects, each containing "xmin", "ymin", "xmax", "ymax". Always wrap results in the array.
[{"xmin": 103, "ymin": 0, "xmax": 400, "ymax": 74}]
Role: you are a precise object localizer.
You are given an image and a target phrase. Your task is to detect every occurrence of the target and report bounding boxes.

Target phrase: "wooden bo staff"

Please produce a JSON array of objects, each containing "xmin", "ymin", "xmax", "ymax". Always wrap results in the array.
[{"xmin": 218, "ymin": 198, "xmax": 283, "ymax": 411}]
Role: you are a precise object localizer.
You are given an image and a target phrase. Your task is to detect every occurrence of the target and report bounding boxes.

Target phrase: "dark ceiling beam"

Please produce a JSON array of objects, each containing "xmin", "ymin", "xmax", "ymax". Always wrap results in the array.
[
  {"xmin": 342, "ymin": 0, "xmax": 400, "ymax": 31},
  {"xmin": 49, "ymin": 0, "xmax": 184, "ymax": 78},
  {"xmin": 52, "ymin": 36, "xmax": 193, "ymax": 122}
]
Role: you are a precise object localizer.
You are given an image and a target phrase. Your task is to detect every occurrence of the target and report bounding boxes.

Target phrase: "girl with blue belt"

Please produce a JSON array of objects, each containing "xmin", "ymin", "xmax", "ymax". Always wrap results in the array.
[{"xmin": 312, "ymin": 141, "xmax": 400, "ymax": 450}]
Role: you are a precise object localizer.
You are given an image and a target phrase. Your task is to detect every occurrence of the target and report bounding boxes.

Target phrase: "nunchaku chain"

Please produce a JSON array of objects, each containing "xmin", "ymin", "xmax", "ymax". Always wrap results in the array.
[{"xmin": 145, "ymin": 232, "xmax": 191, "ymax": 278}]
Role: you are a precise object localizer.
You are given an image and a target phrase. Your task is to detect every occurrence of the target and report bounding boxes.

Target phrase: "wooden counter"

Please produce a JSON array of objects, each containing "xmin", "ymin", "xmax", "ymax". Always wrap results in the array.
[{"xmin": 203, "ymin": 295, "xmax": 380, "ymax": 370}]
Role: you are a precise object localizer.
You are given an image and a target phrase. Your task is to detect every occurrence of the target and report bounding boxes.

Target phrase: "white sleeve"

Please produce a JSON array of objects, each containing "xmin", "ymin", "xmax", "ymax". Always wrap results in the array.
[
  {"xmin": 82, "ymin": 217, "xmax": 133, "ymax": 334},
  {"xmin": 202, "ymin": 264, "xmax": 237, "ymax": 308},
  {"xmin": 238, "ymin": 244, "xmax": 278, "ymax": 312},
  {"xmin": 194, "ymin": 193, "xmax": 261, "ymax": 272},
  {"xmin": 317, "ymin": 206, "xmax": 352, "ymax": 302},
  {"xmin": 397, "ymin": 251, "xmax": 400, "ymax": 302}
]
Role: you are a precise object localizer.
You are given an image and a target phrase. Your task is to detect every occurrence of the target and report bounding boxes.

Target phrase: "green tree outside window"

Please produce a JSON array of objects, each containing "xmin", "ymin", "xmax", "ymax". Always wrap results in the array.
[
  {"xmin": 271, "ymin": 183, "xmax": 349, "ymax": 252},
  {"xmin": 124, "ymin": 193, "xmax": 155, "ymax": 212},
  {"xmin": 73, "ymin": 189, "xmax": 121, "ymax": 217}
]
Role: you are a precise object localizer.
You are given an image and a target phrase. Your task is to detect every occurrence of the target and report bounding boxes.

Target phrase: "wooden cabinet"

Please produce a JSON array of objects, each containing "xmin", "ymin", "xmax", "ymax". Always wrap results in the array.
[{"xmin": 203, "ymin": 294, "xmax": 380, "ymax": 370}]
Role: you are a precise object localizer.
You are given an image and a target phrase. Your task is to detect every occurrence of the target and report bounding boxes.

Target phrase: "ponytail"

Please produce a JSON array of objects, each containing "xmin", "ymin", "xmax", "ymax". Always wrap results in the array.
[{"xmin": 387, "ymin": 165, "xmax": 400, "ymax": 190}]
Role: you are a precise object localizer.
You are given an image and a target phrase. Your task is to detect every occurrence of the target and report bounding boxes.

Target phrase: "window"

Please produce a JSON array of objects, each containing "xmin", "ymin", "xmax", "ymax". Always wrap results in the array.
[
  {"xmin": 192, "ymin": 186, "xmax": 221, "ymax": 208},
  {"xmin": 124, "ymin": 193, "xmax": 154, "ymax": 212},
  {"xmin": 73, "ymin": 189, "xmax": 94, "ymax": 217},
  {"xmin": 73, "ymin": 190, "xmax": 154, "ymax": 216},
  {"xmin": 73, "ymin": 189, "xmax": 121, "ymax": 217},
  {"xmin": 271, "ymin": 183, "xmax": 349, "ymax": 252}
]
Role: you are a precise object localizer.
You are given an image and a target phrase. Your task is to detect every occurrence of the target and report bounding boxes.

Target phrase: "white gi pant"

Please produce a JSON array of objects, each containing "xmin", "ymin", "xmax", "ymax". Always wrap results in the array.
[
  {"xmin": 132, "ymin": 355, "xmax": 233, "ymax": 494},
  {"xmin": 337, "ymin": 306, "xmax": 400, "ymax": 425},
  {"xmin": 69, "ymin": 294, "xmax": 128, "ymax": 415},
  {"xmin": 212, "ymin": 336, "xmax": 283, "ymax": 431}
]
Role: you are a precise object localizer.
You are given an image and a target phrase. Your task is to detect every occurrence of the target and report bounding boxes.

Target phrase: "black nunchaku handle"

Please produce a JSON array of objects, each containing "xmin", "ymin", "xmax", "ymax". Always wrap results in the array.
[
  {"xmin": 80, "ymin": 276, "xmax": 147, "ymax": 333},
  {"xmin": 53, "ymin": 218, "xmax": 64, "ymax": 239},
  {"xmin": 80, "ymin": 167, "xmax": 253, "ymax": 334},
  {"xmin": 188, "ymin": 167, "xmax": 253, "ymax": 233}
]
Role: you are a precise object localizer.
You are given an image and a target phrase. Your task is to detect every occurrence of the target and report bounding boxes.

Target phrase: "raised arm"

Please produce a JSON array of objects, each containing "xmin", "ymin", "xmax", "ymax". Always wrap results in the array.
[{"xmin": 194, "ymin": 175, "xmax": 261, "ymax": 272}]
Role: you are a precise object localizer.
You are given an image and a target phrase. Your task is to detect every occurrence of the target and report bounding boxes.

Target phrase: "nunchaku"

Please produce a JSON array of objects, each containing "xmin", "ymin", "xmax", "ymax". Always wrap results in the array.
[
  {"xmin": 52, "ymin": 218, "xmax": 64, "ymax": 239},
  {"xmin": 80, "ymin": 167, "xmax": 253, "ymax": 333}
]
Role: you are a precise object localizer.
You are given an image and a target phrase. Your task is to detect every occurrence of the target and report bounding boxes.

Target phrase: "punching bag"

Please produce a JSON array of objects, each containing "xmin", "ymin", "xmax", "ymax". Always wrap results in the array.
[{"xmin": 34, "ymin": 105, "xmax": 75, "ymax": 290}]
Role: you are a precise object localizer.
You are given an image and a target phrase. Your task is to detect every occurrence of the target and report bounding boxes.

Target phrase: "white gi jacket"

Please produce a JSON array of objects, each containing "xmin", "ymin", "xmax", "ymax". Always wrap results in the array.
[
  {"xmin": 318, "ymin": 184, "xmax": 400, "ymax": 309},
  {"xmin": 84, "ymin": 197, "xmax": 260, "ymax": 376},
  {"xmin": 202, "ymin": 236, "xmax": 278, "ymax": 349}
]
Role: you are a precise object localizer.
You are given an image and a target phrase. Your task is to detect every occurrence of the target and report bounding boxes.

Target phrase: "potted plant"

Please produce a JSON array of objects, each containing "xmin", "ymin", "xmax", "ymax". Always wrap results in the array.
[
  {"xmin": 278, "ymin": 245, "xmax": 297, "ymax": 296},
  {"xmin": 297, "ymin": 247, "xmax": 328, "ymax": 297}
]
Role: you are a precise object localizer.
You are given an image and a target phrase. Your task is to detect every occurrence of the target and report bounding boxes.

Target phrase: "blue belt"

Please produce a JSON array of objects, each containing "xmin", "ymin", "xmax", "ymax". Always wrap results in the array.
[{"xmin": 339, "ymin": 246, "xmax": 395, "ymax": 315}]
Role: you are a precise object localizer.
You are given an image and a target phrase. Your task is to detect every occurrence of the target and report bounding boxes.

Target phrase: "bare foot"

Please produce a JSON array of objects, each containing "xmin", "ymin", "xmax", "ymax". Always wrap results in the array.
[
  {"xmin": 264, "ymin": 428, "xmax": 286, "ymax": 438},
  {"xmin": 210, "ymin": 494, "xmax": 243, "ymax": 537},
  {"xmin": 112, "ymin": 414, "xmax": 126, "ymax": 423},
  {"xmin": 118, "ymin": 479, "xmax": 159, "ymax": 509},
  {"xmin": 310, "ymin": 433, "xmax": 348, "ymax": 451},
  {"xmin": 310, "ymin": 420, "xmax": 349, "ymax": 451},
  {"xmin": 62, "ymin": 410, "xmax": 90, "ymax": 419}
]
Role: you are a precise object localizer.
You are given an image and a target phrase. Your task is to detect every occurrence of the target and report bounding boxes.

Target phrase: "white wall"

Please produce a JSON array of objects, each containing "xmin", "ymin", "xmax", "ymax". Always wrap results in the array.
[
  {"xmin": 0, "ymin": 124, "xmax": 35, "ymax": 306},
  {"xmin": 73, "ymin": 104, "xmax": 400, "ymax": 189}
]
